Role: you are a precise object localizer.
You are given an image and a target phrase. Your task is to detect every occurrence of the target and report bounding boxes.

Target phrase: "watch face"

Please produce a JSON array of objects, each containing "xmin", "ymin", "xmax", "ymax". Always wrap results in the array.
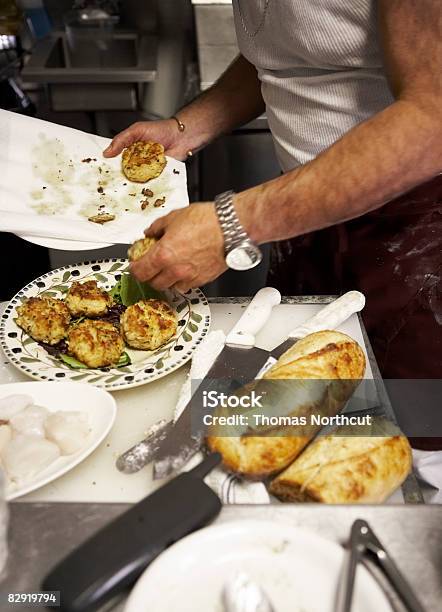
[{"xmin": 226, "ymin": 243, "xmax": 263, "ymax": 271}]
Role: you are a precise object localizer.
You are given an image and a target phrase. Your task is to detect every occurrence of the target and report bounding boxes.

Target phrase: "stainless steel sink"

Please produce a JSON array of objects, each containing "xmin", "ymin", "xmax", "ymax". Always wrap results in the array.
[
  {"xmin": 22, "ymin": 31, "xmax": 158, "ymax": 111},
  {"xmin": 23, "ymin": 31, "xmax": 157, "ymax": 83}
]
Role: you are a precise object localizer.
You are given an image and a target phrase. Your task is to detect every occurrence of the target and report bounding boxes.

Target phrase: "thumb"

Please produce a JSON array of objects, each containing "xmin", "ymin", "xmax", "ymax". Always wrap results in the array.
[
  {"xmin": 103, "ymin": 124, "xmax": 143, "ymax": 158},
  {"xmin": 103, "ymin": 142, "xmax": 114, "ymax": 155},
  {"xmin": 103, "ymin": 139, "xmax": 120, "ymax": 158}
]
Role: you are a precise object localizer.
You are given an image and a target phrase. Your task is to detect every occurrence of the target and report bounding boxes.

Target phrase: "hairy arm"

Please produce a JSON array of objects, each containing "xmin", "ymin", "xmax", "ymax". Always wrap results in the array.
[
  {"xmin": 236, "ymin": 0, "xmax": 442, "ymax": 243},
  {"xmin": 130, "ymin": 0, "xmax": 442, "ymax": 291}
]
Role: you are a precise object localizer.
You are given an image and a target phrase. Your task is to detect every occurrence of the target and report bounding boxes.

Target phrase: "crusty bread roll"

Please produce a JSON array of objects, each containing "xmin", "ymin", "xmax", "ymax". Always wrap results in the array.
[
  {"xmin": 206, "ymin": 330, "xmax": 366, "ymax": 479},
  {"xmin": 122, "ymin": 141, "xmax": 167, "ymax": 183},
  {"xmin": 269, "ymin": 418, "xmax": 412, "ymax": 503}
]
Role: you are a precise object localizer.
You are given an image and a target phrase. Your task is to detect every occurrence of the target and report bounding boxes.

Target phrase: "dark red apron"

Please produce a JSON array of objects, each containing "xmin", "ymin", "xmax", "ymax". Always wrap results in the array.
[{"xmin": 268, "ymin": 175, "xmax": 442, "ymax": 449}]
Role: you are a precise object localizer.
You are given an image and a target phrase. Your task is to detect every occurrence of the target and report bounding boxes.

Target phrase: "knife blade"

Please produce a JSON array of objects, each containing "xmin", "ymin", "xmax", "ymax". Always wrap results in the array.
[
  {"xmin": 152, "ymin": 287, "xmax": 282, "ymax": 479},
  {"xmin": 116, "ymin": 420, "xmax": 173, "ymax": 474},
  {"xmin": 153, "ymin": 291, "xmax": 366, "ymax": 480}
]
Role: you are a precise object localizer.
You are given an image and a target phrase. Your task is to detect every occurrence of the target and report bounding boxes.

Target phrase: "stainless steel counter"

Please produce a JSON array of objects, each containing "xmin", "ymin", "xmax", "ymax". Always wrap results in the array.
[
  {"xmin": 3, "ymin": 502, "xmax": 441, "ymax": 611},
  {"xmin": 0, "ymin": 298, "xmax": 437, "ymax": 610}
]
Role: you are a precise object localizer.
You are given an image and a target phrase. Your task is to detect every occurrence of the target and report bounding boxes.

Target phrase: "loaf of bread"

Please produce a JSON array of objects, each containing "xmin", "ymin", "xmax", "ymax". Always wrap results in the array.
[
  {"xmin": 269, "ymin": 418, "xmax": 412, "ymax": 503},
  {"xmin": 206, "ymin": 330, "xmax": 366, "ymax": 479}
]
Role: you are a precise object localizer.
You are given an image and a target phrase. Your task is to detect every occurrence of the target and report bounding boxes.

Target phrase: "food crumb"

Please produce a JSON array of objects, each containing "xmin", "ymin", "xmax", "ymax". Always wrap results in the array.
[
  {"xmin": 154, "ymin": 197, "xmax": 166, "ymax": 207},
  {"xmin": 42, "ymin": 186, "xmax": 47, "ymax": 189},
  {"xmin": 129, "ymin": 193, "xmax": 137, "ymax": 197},
  {"xmin": 82, "ymin": 157, "xmax": 97, "ymax": 163},
  {"xmin": 97, "ymin": 186, "xmax": 104, "ymax": 194},
  {"xmin": 88, "ymin": 213, "xmax": 116, "ymax": 224},
  {"xmin": 142, "ymin": 188, "xmax": 154, "ymax": 197},
  {"xmin": 173, "ymin": 169, "xmax": 180, "ymax": 175},
  {"xmin": 141, "ymin": 199, "xmax": 150, "ymax": 210}
]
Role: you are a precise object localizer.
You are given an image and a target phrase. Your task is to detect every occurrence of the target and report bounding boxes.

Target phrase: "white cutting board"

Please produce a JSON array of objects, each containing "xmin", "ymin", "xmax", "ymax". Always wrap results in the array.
[{"xmin": 1, "ymin": 302, "xmax": 379, "ymax": 503}]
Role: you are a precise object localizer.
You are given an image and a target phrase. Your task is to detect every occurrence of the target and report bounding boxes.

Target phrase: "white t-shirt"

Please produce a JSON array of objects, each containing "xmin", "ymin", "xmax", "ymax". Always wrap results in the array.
[{"xmin": 232, "ymin": 0, "xmax": 395, "ymax": 171}]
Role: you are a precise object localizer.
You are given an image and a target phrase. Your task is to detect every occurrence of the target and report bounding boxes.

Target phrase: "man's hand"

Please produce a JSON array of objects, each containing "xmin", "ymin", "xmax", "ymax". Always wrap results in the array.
[
  {"xmin": 103, "ymin": 119, "xmax": 191, "ymax": 161},
  {"xmin": 130, "ymin": 203, "xmax": 227, "ymax": 292}
]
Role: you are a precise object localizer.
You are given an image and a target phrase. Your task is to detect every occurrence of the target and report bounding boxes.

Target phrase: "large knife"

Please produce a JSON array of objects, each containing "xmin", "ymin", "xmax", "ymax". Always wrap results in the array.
[
  {"xmin": 43, "ymin": 453, "xmax": 223, "ymax": 612},
  {"xmin": 153, "ymin": 290, "xmax": 365, "ymax": 480}
]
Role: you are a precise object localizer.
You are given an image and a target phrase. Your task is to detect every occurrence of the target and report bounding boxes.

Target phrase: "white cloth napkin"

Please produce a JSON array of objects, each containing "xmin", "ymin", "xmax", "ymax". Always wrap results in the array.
[
  {"xmin": 0, "ymin": 109, "xmax": 188, "ymax": 247},
  {"xmin": 413, "ymin": 450, "xmax": 442, "ymax": 503},
  {"xmin": 174, "ymin": 330, "xmax": 270, "ymax": 505}
]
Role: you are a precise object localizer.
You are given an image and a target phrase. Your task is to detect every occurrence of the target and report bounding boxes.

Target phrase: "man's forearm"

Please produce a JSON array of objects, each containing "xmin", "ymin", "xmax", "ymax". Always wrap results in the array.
[
  {"xmin": 176, "ymin": 54, "xmax": 265, "ymax": 153},
  {"xmin": 237, "ymin": 99, "xmax": 442, "ymax": 244}
]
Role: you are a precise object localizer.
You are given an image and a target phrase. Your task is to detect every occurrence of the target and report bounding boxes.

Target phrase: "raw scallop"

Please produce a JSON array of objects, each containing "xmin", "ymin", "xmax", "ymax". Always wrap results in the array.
[
  {"xmin": 0, "ymin": 395, "xmax": 33, "ymax": 420},
  {"xmin": 10, "ymin": 405, "xmax": 49, "ymax": 437},
  {"xmin": 44, "ymin": 411, "xmax": 90, "ymax": 455},
  {"xmin": 2, "ymin": 435, "xmax": 60, "ymax": 482}
]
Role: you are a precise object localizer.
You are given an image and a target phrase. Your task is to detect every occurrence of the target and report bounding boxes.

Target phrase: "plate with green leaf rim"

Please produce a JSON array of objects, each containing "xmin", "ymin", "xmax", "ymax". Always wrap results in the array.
[{"xmin": 0, "ymin": 259, "xmax": 211, "ymax": 390}]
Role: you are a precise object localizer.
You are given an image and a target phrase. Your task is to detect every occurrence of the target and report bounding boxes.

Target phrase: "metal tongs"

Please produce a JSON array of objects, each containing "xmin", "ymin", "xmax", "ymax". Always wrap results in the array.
[{"xmin": 337, "ymin": 519, "xmax": 425, "ymax": 612}]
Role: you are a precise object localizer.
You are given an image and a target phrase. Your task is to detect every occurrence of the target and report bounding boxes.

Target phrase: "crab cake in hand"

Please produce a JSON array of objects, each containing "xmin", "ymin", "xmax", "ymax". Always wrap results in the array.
[
  {"xmin": 121, "ymin": 299, "xmax": 177, "ymax": 350},
  {"xmin": 65, "ymin": 280, "xmax": 113, "ymax": 317},
  {"xmin": 122, "ymin": 141, "xmax": 167, "ymax": 183},
  {"xmin": 16, "ymin": 297, "xmax": 71, "ymax": 345},
  {"xmin": 128, "ymin": 237, "xmax": 157, "ymax": 262},
  {"xmin": 67, "ymin": 320, "xmax": 124, "ymax": 368}
]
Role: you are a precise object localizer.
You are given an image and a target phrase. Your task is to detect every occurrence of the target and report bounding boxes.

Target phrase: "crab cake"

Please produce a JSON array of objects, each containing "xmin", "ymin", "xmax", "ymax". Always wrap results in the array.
[
  {"xmin": 127, "ymin": 237, "xmax": 157, "ymax": 262},
  {"xmin": 16, "ymin": 297, "xmax": 71, "ymax": 345},
  {"xmin": 65, "ymin": 280, "xmax": 113, "ymax": 317},
  {"xmin": 121, "ymin": 299, "xmax": 177, "ymax": 351},
  {"xmin": 67, "ymin": 320, "xmax": 124, "ymax": 368},
  {"xmin": 122, "ymin": 141, "xmax": 167, "ymax": 183}
]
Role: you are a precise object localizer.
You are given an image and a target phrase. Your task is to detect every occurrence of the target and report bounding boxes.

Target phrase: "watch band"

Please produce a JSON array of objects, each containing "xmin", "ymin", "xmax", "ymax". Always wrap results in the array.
[{"xmin": 214, "ymin": 190, "xmax": 249, "ymax": 254}]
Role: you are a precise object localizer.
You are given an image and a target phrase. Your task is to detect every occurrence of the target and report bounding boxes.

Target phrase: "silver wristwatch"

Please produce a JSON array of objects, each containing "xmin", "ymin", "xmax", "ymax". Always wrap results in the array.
[{"xmin": 214, "ymin": 190, "xmax": 263, "ymax": 271}]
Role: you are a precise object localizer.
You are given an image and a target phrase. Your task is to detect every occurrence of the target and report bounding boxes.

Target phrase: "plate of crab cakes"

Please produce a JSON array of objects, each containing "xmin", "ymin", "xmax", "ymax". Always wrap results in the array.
[{"xmin": 0, "ymin": 259, "xmax": 211, "ymax": 390}]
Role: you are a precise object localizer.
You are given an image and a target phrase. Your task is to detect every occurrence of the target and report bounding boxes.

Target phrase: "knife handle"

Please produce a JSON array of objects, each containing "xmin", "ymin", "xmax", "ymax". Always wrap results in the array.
[
  {"xmin": 226, "ymin": 287, "xmax": 281, "ymax": 348},
  {"xmin": 287, "ymin": 291, "xmax": 365, "ymax": 340}
]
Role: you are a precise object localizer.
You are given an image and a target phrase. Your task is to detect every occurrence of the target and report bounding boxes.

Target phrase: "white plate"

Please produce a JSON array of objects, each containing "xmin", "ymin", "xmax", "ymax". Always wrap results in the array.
[
  {"xmin": 125, "ymin": 520, "xmax": 391, "ymax": 612},
  {"xmin": 0, "ymin": 381, "xmax": 117, "ymax": 500},
  {"xmin": 0, "ymin": 259, "xmax": 211, "ymax": 391}
]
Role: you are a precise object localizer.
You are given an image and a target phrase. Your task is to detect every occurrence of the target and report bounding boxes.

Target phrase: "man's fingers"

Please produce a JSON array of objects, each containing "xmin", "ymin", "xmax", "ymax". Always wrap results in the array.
[
  {"xmin": 130, "ymin": 242, "xmax": 175, "ymax": 281},
  {"xmin": 173, "ymin": 280, "xmax": 194, "ymax": 293},
  {"xmin": 149, "ymin": 263, "xmax": 196, "ymax": 291},
  {"xmin": 103, "ymin": 123, "xmax": 143, "ymax": 157}
]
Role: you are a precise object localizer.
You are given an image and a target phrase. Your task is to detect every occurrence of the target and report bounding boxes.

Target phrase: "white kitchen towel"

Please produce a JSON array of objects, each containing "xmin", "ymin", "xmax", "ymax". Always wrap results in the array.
[
  {"xmin": 0, "ymin": 109, "xmax": 188, "ymax": 247},
  {"xmin": 413, "ymin": 450, "xmax": 442, "ymax": 503},
  {"xmin": 174, "ymin": 330, "xmax": 270, "ymax": 505}
]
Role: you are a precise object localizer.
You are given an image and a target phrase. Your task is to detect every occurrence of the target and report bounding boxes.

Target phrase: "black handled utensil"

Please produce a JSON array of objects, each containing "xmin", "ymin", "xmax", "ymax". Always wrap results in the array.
[{"xmin": 42, "ymin": 453, "xmax": 222, "ymax": 612}]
